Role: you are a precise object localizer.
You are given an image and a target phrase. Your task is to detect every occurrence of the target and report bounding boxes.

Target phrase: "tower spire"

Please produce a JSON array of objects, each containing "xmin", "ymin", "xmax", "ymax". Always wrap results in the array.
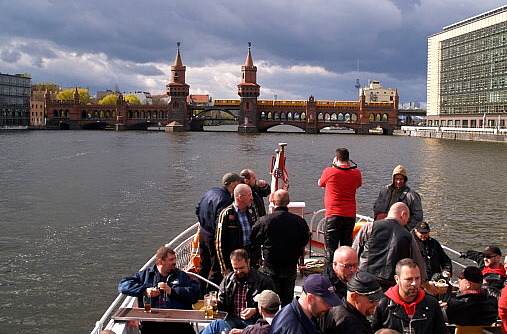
[
  {"xmin": 174, "ymin": 42, "xmax": 183, "ymax": 67},
  {"xmin": 245, "ymin": 42, "xmax": 254, "ymax": 67}
]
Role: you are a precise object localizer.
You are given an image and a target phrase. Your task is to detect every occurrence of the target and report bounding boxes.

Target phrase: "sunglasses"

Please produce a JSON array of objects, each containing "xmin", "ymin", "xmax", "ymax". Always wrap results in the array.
[{"xmin": 335, "ymin": 262, "xmax": 358, "ymax": 270}]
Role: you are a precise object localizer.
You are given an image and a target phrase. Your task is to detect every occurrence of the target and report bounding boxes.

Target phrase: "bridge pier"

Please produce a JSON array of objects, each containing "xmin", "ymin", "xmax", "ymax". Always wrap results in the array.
[
  {"xmin": 115, "ymin": 123, "xmax": 127, "ymax": 131},
  {"xmin": 238, "ymin": 124, "xmax": 258, "ymax": 133}
]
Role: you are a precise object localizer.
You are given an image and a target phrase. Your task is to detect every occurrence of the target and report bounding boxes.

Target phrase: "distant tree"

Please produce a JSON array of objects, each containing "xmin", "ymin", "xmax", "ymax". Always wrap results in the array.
[
  {"xmin": 57, "ymin": 88, "xmax": 91, "ymax": 104},
  {"xmin": 98, "ymin": 94, "xmax": 118, "ymax": 105},
  {"xmin": 124, "ymin": 94, "xmax": 141, "ymax": 105},
  {"xmin": 32, "ymin": 82, "xmax": 59, "ymax": 92}
]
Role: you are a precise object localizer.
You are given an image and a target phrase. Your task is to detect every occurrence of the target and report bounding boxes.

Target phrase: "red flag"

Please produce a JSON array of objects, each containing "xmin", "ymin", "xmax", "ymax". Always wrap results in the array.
[{"xmin": 270, "ymin": 143, "xmax": 289, "ymax": 192}]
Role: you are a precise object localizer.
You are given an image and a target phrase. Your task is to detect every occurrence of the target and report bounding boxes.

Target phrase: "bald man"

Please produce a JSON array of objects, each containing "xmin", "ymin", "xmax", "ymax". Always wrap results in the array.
[
  {"xmin": 323, "ymin": 246, "xmax": 359, "ymax": 299},
  {"xmin": 250, "ymin": 189, "xmax": 310, "ymax": 306},
  {"xmin": 352, "ymin": 202, "xmax": 427, "ymax": 291}
]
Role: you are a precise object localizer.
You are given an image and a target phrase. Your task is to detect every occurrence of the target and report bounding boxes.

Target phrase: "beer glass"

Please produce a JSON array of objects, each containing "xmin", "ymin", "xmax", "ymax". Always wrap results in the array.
[
  {"xmin": 203, "ymin": 294, "xmax": 213, "ymax": 319},
  {"xmin": 143, "ymin": 295, "xmax": 152, "ymax": 313},
  {"xmin": 209, "ymin": 291, "xmax": 218, "ymax": 315}
]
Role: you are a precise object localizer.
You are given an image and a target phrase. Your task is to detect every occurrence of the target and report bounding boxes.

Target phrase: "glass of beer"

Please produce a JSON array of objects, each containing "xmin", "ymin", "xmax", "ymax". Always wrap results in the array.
[
  {"xmin": 209, "ymin": 291, "xmax": 218, "ymax": 315},
  {"xmin": 143, "ymin": 295, "xmax": 152, "ymax": 313},
  {"xmin": 204, "ymin": 294, "xmax": 213, "ymax": 319}
]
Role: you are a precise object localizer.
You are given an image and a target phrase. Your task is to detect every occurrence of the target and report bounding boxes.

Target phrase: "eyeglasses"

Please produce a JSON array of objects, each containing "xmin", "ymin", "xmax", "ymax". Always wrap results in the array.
[{"xmin": 334, "ymin": 262, "xmax": 358, "ymax": 270}]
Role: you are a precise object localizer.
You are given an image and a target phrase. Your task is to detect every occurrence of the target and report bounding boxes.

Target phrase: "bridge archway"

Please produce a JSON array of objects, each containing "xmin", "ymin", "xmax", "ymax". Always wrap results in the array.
[{"xmin": 81, "ymin": 121, "xmax": 113, "ymax": 130}]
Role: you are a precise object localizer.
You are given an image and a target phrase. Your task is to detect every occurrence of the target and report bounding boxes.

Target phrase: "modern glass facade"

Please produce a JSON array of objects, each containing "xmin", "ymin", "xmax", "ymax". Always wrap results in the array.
[
  {"xmin": 427, "ymin": 6, "xmax": 507, "ymax": 128},
  {"xmin": 0, "ymin": 73, "xmax": 31, "ymax": 126}
]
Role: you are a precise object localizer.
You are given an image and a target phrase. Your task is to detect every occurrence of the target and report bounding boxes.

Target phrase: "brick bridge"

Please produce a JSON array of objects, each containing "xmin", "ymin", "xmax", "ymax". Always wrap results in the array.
[{"xmin": 44, "ymin": 45, "xmax": 398, "ymax": 134}]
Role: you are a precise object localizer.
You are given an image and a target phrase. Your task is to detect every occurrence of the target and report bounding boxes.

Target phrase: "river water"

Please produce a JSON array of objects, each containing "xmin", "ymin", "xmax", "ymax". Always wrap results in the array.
[{"xmin": 0, "ymin": 129, "xmax": 505, "ymax": 333}]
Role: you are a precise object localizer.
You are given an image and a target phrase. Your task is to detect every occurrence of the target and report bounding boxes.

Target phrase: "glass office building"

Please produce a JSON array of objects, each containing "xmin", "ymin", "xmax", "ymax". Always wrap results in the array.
[
  {"xmin": 427, "ymin": 5, "xmax": 507, "ymax": 128},
  {"xmin": 0, "ymin": 72, "xmax": 31, "ymax": 127}
]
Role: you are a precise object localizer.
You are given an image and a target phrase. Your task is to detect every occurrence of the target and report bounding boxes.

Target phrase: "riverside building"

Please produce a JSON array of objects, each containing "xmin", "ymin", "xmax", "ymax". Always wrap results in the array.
[
  {"xmin": 427, "ymin": 5, "xmax": 507, "ymax": 128},
  {"xmin": 0, "ymin": 72, "xmax": 31, "ymax": 127}
]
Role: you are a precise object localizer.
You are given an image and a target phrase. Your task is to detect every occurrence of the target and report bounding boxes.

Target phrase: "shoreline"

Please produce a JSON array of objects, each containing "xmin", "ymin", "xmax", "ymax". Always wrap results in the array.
[{"xmin": 394, "ymin": 127, "xmax": 507, "ymax": 143}]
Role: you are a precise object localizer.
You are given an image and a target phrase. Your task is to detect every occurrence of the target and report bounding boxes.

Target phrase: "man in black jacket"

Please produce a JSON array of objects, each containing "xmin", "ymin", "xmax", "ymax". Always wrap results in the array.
[
  {"xmin": 323, "ymin": 246, "xmax": 359, "ymax": 299},
  {"xmin": 240, "ymin": 168, "xmax": 271, "ymax": 223},
  {"xmin": 250, "ymin": 189, "xmax": 309, "ymax": 306},
  {"xmin": 322, "ymin": 271, "xmax": 384, "ymax": 334}
]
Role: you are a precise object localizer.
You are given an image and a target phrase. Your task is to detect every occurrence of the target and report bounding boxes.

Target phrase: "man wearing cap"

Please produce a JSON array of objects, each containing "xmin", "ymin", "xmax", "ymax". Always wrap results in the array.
[
  {"xmin": 250, "ymin": 189, "xmax": 310, "ymax": 306},
  {"xmin": 322, "ymin": 272, "xmax": 384, "ymax": 334},
  {"xmin": 460, "ymin": 245, "xmax": 506, "ymax": 298},
  {"xmin": 373, "ymin": 165, "xmax": 423, "ymax": 230},
  {"xmin": 196, "ymin": 172, "xmax": 243, "ymax": 290},
  {"xmin": 270, "ymin": 274, "xmax": 341, "ymax": 334},
  {"xmin": 371, "ymin": 258, "xmax": 446, "ymax": 334},
  {"xmin": 411, "ymin": 221, "xmax": 452, "ymax": 281},
  {"xmin": 443, "ymin": 266, "xmax": 498, "ymax": 326},
  {"xmin": 323, "ymin": 246, "xmax": 359, "ymax": 299},
  {"xmin": 216, "ymin": 184, "xmax": 255, "ymax": 273}
]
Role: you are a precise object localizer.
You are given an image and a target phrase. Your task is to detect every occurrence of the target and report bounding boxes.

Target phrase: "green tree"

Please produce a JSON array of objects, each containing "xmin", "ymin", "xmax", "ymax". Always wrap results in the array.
[
  {"xmin": 57, "ymin": 88, "xmax": 91, "ymax": 104},
  {"xmin": 98, "ymin": 94, "xmax": 118, "ymax": 105},
  {"xmin": 124, "ymin": 94, "xmax": 141, "ymax": 105},
  {"xmin": 32, "ymin": 82, "xmax": 59, "ymax": 92}
]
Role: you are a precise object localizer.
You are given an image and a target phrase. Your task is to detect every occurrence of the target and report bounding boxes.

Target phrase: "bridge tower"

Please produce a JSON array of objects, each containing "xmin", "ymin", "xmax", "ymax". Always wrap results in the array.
[
  {"xmin": 166, "ymin": 43, "xmax": 190, "ymax": 132},
  {"xmin": 237, "ymin": 43, "xmax": 260, "ymax": 132}
]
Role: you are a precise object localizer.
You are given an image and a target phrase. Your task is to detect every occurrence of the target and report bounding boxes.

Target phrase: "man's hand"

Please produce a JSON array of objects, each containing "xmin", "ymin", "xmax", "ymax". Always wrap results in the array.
[
  {"xmin": 257, "ymin": 179, "xmax": 267, "ymax": 188},
  {"xmin": 240, "ymin": 307, "xmax": 257, "ymax": 320},
  {"xmin": 158, "ymin": 282, "xmax": 172, "ymax": 295},
  {"xmin": 442, "ymin": 271, "xmax": 451, "ymax": 278},
  {"xmin": 230, "ymin": 329, "xmax": 243, "ymax": 334},
  {"xmin": 421, "ymin": 281, "xmax": 439, "ymax": 295},
  {"xmin": 145, "ymin": 287, "xmax": 161, "ymax": 297}
]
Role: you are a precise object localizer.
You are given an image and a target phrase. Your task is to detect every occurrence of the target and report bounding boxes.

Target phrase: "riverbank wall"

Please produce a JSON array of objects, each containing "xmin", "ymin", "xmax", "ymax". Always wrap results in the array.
[{"xmin": 394, "ymin": 126, "xmax": 507, "ymax": 143}]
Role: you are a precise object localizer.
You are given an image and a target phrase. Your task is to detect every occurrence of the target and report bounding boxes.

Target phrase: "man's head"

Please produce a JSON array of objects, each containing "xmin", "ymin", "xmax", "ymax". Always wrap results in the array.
[
  {"xmin": 300, "ymin": 274, "xmax": 341, "ymax": 318},
  {"xmin": 387, "ymin": 202, "xmax": 410, "ymax": 226},
  {"xmin": 233, "ymin": 183, "xmax": 253, "ymax": 211},
  {"xmin": 272, "ymin": 189, "xmax": 290, "ymax": 208},
  {"xmin": 253, "ymin": 290, "xmax": 281, "ymax": 316},
  {"xmin": 394, "ymin": 258, "xmax": 421, "ymax": 303},
  {"xmin": 240, "ymin": 169, "xmax": 257, "ymax": 187},
  {"xmin": 414, "ymin": 221, "xmax": 431, "ymax": 241},
  {"xmin": 222, "ymin": 172, "xmax": 243, "ymax": 192},
  {"xmin": 458, "ymin": 266, "xmax": 483, "ymax": 292},
  {"xmin": 347, "ymin": 272, "xmax": 384, "ymax": 316},
  {"xmin": 392, "ymin": 165, "xmax": 408, "ymax": 189},
  {"xmin": 332, "ymin": 246, "xmax": 359, "ymax": 284},
  {"xmin": 335, "ymin": 148, "xmax": 350, "ymax": 162},
  {"xmin": 155, "ymin": 246, "xmax": 177, "ymax": 275},
  {"xmin": 483, "ymin": 246, "xmax": 502, "ymax": 268},
  {"xmin": 230, "ymin": 248, "xmax": 250, "ymax": 279}
]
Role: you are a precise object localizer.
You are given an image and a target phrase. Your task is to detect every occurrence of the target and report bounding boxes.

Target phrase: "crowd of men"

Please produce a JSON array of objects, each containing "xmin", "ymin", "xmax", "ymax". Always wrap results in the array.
[{"xmin": 116, "ymin": 150, "xmax": 505, "ymax": 334}]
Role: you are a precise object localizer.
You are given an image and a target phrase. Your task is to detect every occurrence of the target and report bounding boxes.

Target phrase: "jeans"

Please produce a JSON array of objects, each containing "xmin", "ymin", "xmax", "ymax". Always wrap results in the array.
[
  {"xmin": 199, "ymin": 317, "xmax": 251, "ymax": 334},
  {"xmin": 262, "ymin": 265, "xmax": 297, "ymax": 307}
]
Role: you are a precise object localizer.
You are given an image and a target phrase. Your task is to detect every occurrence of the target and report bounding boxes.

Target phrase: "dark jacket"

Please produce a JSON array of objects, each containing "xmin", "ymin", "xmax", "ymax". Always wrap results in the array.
[
  {"xmin": 249, "ymin": 184, "xmax": 271, "ymax": 223},
  {"xmin": 250, "ymin": 207, "xmax": 309, "ymax": 269},
  {"xmin": 196, "ymin": 186, "xmax": 233, "ymax": 234},
  {"xmin": 118, "ymin": 266, "xmax": 200, "ymax": 309},
  {"xmin": 215, "ymin": 204, "xmax": 254, "ymax": 271},
  {"xmin": 371, "ymin": 294, "xmax": 446, "ymax": 334},
  {"xmin": 352, "ymin": 219, "xmax": 413, "ymax": 284},
  {"xmin": 322, "ymin": 299, "xmax": 373, "ymax": 334},
  {"xmin": 218, "ymin": 267, "xmax": 274, "ymax": 322},
  {"xmin": 373, "ymin": 184, "xmax": 423, "ymax": 229},
  {"xmin": 322, "ymin": 265, "xmax": 347, "ymax": 299},
  {"xmin": 444, "ymin": 290, "xmax": 498, "ymax": 326},
  {"xmin": 411, "ymin": 230, "xmax": 452, "ymax": 280},
  {"xmin": 270, "ymin": 297, "xmax": 321, "ymax": 334},
  {"xmin": 244, "ymin": 318, "xmax": 272, "ymax": 334}
]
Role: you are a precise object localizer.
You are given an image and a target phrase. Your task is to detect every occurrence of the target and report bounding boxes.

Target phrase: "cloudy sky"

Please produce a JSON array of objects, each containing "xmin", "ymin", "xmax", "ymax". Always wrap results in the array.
[{"xmin": 1, "ymin": 1, "xmax": 505, "ymax": 103}]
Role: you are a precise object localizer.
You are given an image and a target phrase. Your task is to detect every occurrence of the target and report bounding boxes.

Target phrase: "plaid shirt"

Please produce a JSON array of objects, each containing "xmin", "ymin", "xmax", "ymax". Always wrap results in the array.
[{"xmin": 232, "ymin": 280, "xmax": 248, "ymax": 318}]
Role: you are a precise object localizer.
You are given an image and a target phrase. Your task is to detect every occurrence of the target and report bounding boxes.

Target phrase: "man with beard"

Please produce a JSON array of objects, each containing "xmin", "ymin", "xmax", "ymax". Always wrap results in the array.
[
  {"xmin": 322, "ymin": 272, "xmax": 384, "ymax": 334},
  {"xmin": 200, "ymin": 249, "xmax": 274, "ymax": 334},
  {"xmin": 371, "ymin": 258, "xmax": 446, "ymax": 334},
  {"xmin": 240, "ymin": 168, "xmax": 271, "ymax": 223},
  {"xmin": 118, "ymin": 246, "xmax": 200, "ymax": 334}
]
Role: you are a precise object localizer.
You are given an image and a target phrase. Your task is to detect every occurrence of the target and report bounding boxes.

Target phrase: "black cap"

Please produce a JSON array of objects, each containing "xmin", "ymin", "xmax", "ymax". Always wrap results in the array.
[
  {"xmin": 483, "ymin": 246, "xmax": 501, "ymax": 257},
  {"xmin": 415, "ymin": 221, "xmax": 430, "ymax": 233},
  {"xmin": 222, "ymin": 173, "xmax": 243, "ymax": 186},
  {"xmin": 347, "ymin": 272, "xmax": 384, "ymax": 302},
  {"xmin": 459, "ymin": 266, "xmax": 483, "ymax": 284}
]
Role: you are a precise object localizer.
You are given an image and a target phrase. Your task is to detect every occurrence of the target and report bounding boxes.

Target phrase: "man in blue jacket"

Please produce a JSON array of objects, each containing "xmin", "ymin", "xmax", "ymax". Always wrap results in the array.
[
  {"xmin": 270, "ymin": 274, "xmax": 341, "ymax": 334},
  {"xmin": 118, "ymin": 246, "xmax": 200, "ymax": 334}
]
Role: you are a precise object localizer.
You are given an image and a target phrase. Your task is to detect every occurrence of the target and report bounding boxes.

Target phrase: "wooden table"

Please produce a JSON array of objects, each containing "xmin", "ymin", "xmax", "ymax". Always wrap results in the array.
[{"xmin": 112, "ymin": 307, "xmax": 227, "ymax": 323}]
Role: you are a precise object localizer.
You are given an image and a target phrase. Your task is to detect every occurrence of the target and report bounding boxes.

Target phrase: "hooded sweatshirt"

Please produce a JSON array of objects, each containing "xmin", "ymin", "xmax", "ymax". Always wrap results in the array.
[{"xmin": 384, "ymin": 284, "xmax": 425, "ymax": 317}]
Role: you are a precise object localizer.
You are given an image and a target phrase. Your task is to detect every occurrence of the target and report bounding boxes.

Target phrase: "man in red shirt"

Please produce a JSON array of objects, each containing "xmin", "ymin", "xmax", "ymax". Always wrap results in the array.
[{"xmin": 318, "ymin": 148, "xmax": 362, "ymax": 271}]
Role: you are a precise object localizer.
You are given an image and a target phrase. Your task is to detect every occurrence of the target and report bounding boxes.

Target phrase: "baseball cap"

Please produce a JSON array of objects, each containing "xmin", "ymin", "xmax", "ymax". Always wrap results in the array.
[
  {"xmin": 483, "ymin": 246, "xmax": 501, "ymax": 257},
  {"xmin": 253, "ymin": 290, "xmax": 281, "ymax": 313},
  {"xmin": 459, "ymin": 266, "xmax": 483, "ymax": 284},
  {"xmin": 415, "ymin": 221, "xmax": 430, "ymax": 233},
  {"xmin": 302, "ymin": 274, "xmax": 341, "ymax": 307},
  {"xmin": 222, "ymin": 172, "xmax": 243, "ymax": 186},
  {"xmin": 347, "ymin": 272, "xmax": 385, "ymax": 302}
]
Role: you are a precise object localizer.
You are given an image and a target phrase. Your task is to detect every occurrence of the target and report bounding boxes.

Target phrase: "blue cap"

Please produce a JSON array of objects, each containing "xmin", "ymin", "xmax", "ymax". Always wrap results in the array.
[{"xmin": 303, "ymin": 274, "xmax": 341, "ymax": 307}]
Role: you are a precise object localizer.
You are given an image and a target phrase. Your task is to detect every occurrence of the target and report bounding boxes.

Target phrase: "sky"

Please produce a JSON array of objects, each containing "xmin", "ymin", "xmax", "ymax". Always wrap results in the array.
[{"xmin": 1, "ymin": 1, "xmax": 506, "ymax": 104}]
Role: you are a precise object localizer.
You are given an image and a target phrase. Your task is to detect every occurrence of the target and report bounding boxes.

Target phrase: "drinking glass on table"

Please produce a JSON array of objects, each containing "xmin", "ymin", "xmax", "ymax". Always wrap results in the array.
[
  {"xmin": 203, "ymin": 294, "xmax": 214, "ymax": 319},
  {"xmin": 143, "ymin": 295, "xmax": 152, "ymax": 313},
  {"xmin": 209, "ymin": 291, "xmax": 218, "ymax": 315}
]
